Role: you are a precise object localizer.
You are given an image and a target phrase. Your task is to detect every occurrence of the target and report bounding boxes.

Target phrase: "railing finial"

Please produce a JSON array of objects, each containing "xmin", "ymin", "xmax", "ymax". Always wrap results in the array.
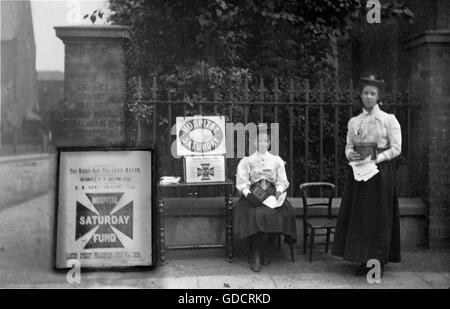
[{"xmin": 259, "ymin": 78, "xmax": 265, "ymax": 102}]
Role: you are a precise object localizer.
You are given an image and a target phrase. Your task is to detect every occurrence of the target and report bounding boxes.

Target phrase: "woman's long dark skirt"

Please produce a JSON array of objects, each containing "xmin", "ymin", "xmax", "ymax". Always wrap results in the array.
[
  {"xmin": 331, "ymin": 160, "xmax": 401, "ymax": 264},
  {"xmin": 233, "ymin": 197, "xmax": 297, "ymax": 241}
]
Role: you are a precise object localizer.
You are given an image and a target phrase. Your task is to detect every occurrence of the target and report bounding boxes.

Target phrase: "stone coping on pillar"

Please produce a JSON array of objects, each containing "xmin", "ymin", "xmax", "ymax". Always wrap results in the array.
[
  {"xmin": 0, "ymin": 153, "xmax": 55, "ymax": 165},
  {"xmin": 403, "ymin": 30, "xmax": 450, "ymax": 51},
  {"xmin": 54, "ymin": 25, "xmax": 131, "ymax": 44}
]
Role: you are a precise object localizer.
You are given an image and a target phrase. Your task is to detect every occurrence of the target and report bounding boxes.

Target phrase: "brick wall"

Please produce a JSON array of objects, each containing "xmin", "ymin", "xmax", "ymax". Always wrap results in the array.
[
  {"xmin": 406, "ymin": 31, "xmax": 450, "ymax": 247},
  {"xmin": 55, "ymin": 27, "xmax": 130, "ymax": 147},
  {"xmin": 427, "ymin": 43, "xmax": 450, "ymax": 245},
  {"xmin": 409, "ymin": 46, "xmax": 430, "ymax": 199},
  {"xmin": 37, "ymin": 72, "xmax": 64, "ymax": 140},
  {"xmin": 163, "ymin": 197, "xmax": 427, "ymax": 250},
  {"xmin": 437, "ymin": 0, "xmax": 450, "ymax": 29}
]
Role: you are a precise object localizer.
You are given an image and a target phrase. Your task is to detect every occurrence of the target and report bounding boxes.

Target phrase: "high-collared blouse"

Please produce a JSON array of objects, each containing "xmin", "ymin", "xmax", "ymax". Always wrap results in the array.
[
  {"xmin": 236, "ymin": 151, "xmax": 289, "ymax": 196},
  {"xmin": 345, "ymin": 104, "xmax": 402, "ymax": 163}
]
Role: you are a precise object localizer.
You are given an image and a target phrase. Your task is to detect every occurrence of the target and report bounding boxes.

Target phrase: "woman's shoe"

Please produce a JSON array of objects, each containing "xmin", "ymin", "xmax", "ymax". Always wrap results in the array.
[{"xmin": 354, "ymin": 263, "xmax": 369, "ymax": 276}]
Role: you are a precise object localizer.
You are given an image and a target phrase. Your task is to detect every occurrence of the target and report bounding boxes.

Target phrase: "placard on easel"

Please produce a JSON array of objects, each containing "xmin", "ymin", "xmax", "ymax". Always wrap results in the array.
[{"xmin": 176, "ymin": 116, "xmax": 227, "ymax": 183}]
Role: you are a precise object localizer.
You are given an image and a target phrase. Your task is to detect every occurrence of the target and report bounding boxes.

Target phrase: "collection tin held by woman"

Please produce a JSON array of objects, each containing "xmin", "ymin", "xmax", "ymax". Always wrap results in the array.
[{"xmin": 331, "ymin": 74, "xmax": 402, "ymax": 277}]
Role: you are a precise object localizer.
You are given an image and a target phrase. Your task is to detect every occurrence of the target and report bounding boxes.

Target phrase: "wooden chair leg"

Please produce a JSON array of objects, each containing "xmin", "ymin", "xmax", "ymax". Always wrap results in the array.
[
  {"xmin": 288, "ymin": 238, "xmax": 295, "ymax": 262},
  {"xmin": 248, "ymin": 238, "xmax": 252, "ymax": 264},
  {"xmin": 309, "ymin": 229, "xmax": 315, "ymax": 263},
  {"xmin": 325, "ymin": 228, "xmax": 330, "ymax": 253},
  {"xmin": 303, "ymin": 226, "xmax": 307, "ymax": 255}
]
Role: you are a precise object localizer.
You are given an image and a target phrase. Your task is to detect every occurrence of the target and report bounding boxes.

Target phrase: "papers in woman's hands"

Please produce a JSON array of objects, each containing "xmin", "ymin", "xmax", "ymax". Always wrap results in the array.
[
  {"xmin": 349, "ymin": 156, "xmax": 379, "ymax": 182},
  {"xmin": 262, "ymin": 192, "xmax": 287, "ymax": 209},
  {"xmin": 159, "ymin": 176, "xmax": 181, "ymax": 185}
]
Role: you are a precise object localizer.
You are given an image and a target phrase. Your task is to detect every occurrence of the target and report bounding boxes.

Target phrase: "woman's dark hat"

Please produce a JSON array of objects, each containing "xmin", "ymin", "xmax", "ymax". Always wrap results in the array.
[{"xmin": 360, "ymin": 74, "xmax": 385, "ymax": 89}]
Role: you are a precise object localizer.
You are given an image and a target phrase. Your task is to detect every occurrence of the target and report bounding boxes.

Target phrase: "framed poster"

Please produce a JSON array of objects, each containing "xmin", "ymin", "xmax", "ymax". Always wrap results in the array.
[
  {"xmin": 184, "ymin": 155, "xmax": 226, "ymax": 183},
  {"xmin": 176, "ymin": 116, "xmax": 226, "ymax": 156},
  {"xmin": 54, "ymin": 148, "xmax": 155, "ymax": 269}
]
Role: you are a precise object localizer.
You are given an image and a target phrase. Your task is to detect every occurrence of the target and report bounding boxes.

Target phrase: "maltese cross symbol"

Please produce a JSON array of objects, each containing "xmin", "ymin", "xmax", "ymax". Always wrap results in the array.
[{"xmin": 197, "ymin": 163, "xmax": 214, "ymax": 181}]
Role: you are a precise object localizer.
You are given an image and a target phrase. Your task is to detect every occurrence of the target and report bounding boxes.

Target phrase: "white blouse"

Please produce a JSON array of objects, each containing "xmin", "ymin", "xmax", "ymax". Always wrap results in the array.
[
  {"xmin": 236, "ymin": 151, "xmax": 289, "ymax": 196},
  {"xmin": 345, "ymin": 104, "xmax": 402, "ymax": 163}
]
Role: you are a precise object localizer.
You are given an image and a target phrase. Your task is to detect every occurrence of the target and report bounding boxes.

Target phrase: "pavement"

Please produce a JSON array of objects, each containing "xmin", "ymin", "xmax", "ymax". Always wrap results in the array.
[{"xmin": 0, "ymin": 193, "xmax": 449, "ymax": 289}]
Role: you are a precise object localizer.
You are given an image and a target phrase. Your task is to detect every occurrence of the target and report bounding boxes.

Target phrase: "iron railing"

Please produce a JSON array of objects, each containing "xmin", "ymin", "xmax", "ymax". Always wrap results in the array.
[{"xmin": 129, "ymin": 77, "xmax": 415, "ymax": 197}]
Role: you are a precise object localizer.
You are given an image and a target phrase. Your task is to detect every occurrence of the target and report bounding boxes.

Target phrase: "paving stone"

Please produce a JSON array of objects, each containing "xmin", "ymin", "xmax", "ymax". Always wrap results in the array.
[
  {"xmin": 271, "ymin": 273, "xmax": 352, "ymax": 289},
  {"xmin": 160, "ymin": 276, "xmax": 199, "ymax": 289},
  {"xmin": 414, "ymin": 272, "xmax": 450, "ymax": 289},
  {"xmin": 197, "ymin": 275, "xmax": 276, "ymax": 289}
]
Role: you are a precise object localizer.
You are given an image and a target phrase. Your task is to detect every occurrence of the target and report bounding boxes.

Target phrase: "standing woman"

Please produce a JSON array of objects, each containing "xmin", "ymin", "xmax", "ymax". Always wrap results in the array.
[
  {"xmin": 234, "ymin": 130, "xmax": 297, "ymax": 272},
  {"xmin": 332, "ymin": 74, "xmax": 402, "ymax": 276}
]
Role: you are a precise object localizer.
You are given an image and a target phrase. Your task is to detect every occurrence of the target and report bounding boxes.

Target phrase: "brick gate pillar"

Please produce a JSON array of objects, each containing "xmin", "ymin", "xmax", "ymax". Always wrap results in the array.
[
  {"xmin": 54, "ymin": 26, "xmax": 131, "ymax": 147},
  {"xmin": 404, "ymin": 29, "xmax": 450, "ymax": 248}
]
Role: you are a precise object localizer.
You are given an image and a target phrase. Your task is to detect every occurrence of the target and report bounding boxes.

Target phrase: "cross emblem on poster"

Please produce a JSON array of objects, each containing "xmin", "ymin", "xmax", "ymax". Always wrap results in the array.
[{"xmin": 197, "ymin": 163, "xmax": 215, "ymax": 180}]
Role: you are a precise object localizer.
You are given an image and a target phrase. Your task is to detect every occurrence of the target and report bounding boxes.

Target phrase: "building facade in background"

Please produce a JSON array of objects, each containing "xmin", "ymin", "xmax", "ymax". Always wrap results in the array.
[
  {"xmin": 1, "ymin": 0, "xmax": 41, "ymax": 155},
  {"xmin": 37, "ymin": 71, "xmax": 64, "ymax": 145}
]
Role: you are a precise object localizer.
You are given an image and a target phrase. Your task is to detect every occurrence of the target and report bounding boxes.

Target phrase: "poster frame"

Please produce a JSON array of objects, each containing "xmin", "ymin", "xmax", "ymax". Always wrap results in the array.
[{"xmin": 52, "ymin": 146, "xmax": 157, "ymax": 271}]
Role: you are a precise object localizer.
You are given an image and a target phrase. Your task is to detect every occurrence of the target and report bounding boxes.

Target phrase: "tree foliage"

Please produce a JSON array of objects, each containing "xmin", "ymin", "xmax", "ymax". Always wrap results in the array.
[{"xmin": 108, "ymin": 0, "xmax": 413, "ymax": 82}]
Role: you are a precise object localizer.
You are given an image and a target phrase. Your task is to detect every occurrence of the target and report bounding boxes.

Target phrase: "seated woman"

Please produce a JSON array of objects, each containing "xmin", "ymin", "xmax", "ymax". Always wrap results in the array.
[{"xmin": 234, "ymin": 130, "xmax": 297, "ymax": 272}]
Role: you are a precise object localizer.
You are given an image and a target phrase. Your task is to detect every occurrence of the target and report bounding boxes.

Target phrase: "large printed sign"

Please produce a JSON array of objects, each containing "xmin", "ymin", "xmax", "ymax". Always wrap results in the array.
[
  {"xmin": 176, "ymin": 116, "xmax": 226, "ymax": 156},
  {"xmin": 55, "ymin": 149, "xmax": 153, "ymax": 268}
]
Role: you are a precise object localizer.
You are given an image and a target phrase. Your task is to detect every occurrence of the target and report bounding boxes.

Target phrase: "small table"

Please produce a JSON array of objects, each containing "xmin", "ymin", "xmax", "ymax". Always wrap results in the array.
[{"xmin": 157, "ymin": 180, "xmax": 234, "ymax": 266}]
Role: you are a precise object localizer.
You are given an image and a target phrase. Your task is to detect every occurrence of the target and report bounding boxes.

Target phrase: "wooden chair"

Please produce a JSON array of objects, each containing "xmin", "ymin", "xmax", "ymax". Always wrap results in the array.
[{"xmin": 299, "ymin": 182, "xmax": 337, "ymax": 263}]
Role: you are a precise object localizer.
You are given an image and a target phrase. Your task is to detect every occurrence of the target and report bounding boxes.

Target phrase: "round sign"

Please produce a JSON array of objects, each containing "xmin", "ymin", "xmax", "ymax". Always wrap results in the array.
[{"xmin": 178, "ymin": 118, "xmax": 224, "ymax": 153}]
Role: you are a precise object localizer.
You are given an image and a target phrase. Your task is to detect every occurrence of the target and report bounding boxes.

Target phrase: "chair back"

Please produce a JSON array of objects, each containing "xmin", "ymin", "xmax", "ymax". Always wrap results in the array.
[{"xmin": 299, "ymin": 182, "xmax": 335, "ymax": 222}]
